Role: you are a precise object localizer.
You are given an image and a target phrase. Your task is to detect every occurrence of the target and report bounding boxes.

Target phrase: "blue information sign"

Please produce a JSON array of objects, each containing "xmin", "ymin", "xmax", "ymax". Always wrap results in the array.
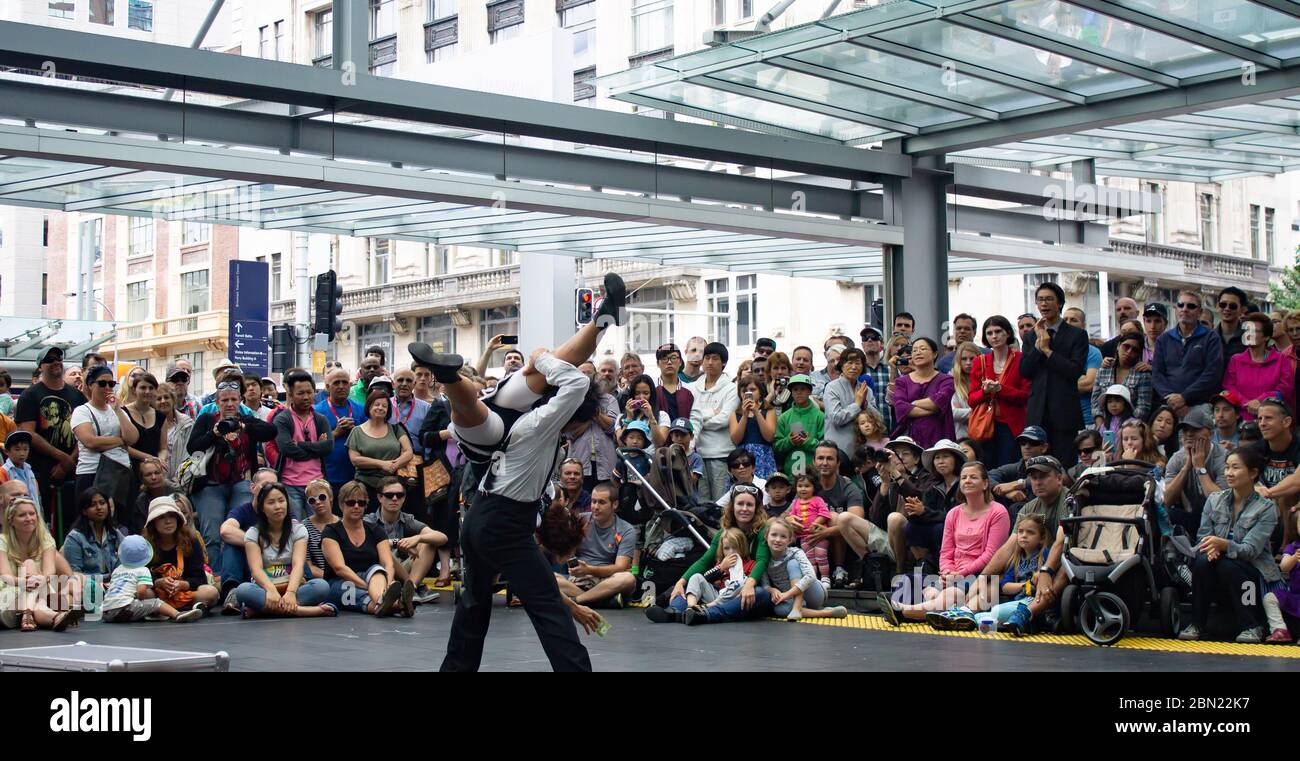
[{"xmin": 228, "ymin": 260, "xmax": 270, "ymax": 377}]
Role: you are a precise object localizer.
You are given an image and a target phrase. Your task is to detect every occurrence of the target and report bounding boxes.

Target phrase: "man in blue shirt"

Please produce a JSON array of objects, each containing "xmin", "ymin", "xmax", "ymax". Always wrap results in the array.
[
  {"xmin": 315, "ymin": 367, "xmax": 364, "ymax": 502},
  {"xmin": 1153, "ymin": 291, "xmax": 1225, "ymax": 419}
]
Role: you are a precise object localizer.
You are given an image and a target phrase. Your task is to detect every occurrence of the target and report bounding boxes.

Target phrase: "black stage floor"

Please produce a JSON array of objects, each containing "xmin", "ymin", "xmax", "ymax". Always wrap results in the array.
[{"xmin": 7, "ymin": 595, "xmax": 1296, "ymax": 671}]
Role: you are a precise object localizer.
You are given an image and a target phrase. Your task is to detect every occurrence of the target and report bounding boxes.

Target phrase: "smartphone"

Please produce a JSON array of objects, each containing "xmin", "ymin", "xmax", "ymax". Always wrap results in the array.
[
  {"xmin": 567, "ymin": 557, "xmax": 581, "ymax": 569},
  {"xmin": 791, "ymin": 422, "xmax": 805, "ymax": 436},
  {"xmin": 1102, "ymin": 430, "xmax": 1116, "ymax": 451},
  {"xmin": 499, "ymin": 335, "xmax": 519, "ymax": 345},
  {"xmin": 745, "ymin": 391, "xmax": 755, "ymax": 401}
]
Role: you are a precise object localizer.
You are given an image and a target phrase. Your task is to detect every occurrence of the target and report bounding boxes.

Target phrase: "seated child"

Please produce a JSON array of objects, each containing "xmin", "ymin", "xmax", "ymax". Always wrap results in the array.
[
  {"xmin": 787, "ymin": 474, "xmax": 832, "ymax": 585},
  {"xmin": 101, "ymin": 535, "xmax": 204, "ymax": 624},
  {"xmin": 763, "ymin": 518, "xmax": 848, "ymax": 620},
  {"xmin": 1262, "ymin": 509, "xmax": 1299, "ymax": 643},
  {"xmin": 764, "ymin": 471, "xmax": 792, "ymax": 517},
  {"xmin": 682, "ymin": 528, "xmax": 753, "ymax": 612}
]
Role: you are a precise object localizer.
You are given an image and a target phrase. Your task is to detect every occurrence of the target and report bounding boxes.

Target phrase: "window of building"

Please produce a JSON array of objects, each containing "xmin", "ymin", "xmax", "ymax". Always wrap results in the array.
[
  {"xmin": 49, "ymin": 2, "xmax": 74, "ymax": 20},
  {"xmin": 426, "ymin": 244, "xmax": 451, "ymax": 276},
  {"xmin": 90, "ymin": 0, "xmax": 114, "ymax": 25},
  {"xmin": 488, "ymin": 0, "xmax": 525, "ymax": 44},
  {"xmin": 632, "ymin": 0, "xmax": 673, "ymax": 54},
  {"xmin": 357, "ymin": 322, "xmax": 395, "ymax": 369},
  {"xmin": 371, "ymin": 0, "xmax": 396, "ymax": 38},
  {"xmin": 313, "ymin": 8, "xmax": 333, "ymax": 63},
  {"xmin": 559, "ymin": 0, "xmax": 596, "ymax": 65},
  {"xmin": 274, "ymin": 20, "xmax": 286, "ymax": 61},
  {"xmin": 479, "ymin": 305, "xmax": 520, "ymax": 367},
  {"xmin": 182, "ymin": 220, "xmax": 210, "ymax": 245},
  {"xmin": 370, "ymin": 35, "xmax": 397, "ymax": 76},
  {"xmin": 629, "ymin": 286, "xmax": 674, "ymax": 353},
  {"xmin": 1251, "ymin": 204, "xmax": 1261, "ymax": 259},
  {"xmin": 259, "ymin": 25, "xmax": 270, "ymax": 59},
  {"xmin": 180, "ymin": 270, "xmax": 209, "ymax": 331},
  {"xmin": 176, "ymin": 351, "xmax": 205, "ymax": 396},
  {"xmin": 425, "ymin": 13, "xmax": 457, "ymax": 63},
  {"xmin": 707, "ymin": 278, "xmax": 729, "ymax": 345},
  {"xmin": 490, "ymin": 249, "xmax": 518, "ymax": 268},
  {"xmin": 417, "ymin": 314, "xmax": 456, "ymax": 354},
  {"xmin": 573, "ymin": 67, "xmax": 596, "ymax": 106},
  {"xmin": 42, "ymin": 216, "xmax": 49, "ymax": 247},
  {"xmin": 742, "ymin": 0, "xmax": 753, "ymax": 17},
  {"xmin": 1023, "ymin": 273, "xmax": 1058, "ymax": 316},
  {"xmin": 1198, "ymin": 192, "xmax": 1217, "ymax": 252},
  {"xmin": 270, "ymin": 252, "xmax": 282, "ymax": 300},
  {"xmin": 128, "ymin": 0, "xmax": 152, "ymax": 31},
  {"xmin": 1265, "ymin": 207, "xmax": 1276, "ymax": 262},
  {"xmin": 369, "ymin": 239, "xmax": 390, "ymax": 286},
  {"xmin": 713, "ymin": 0, "xmax": 727, "ymax": 25},
  {"xmin": 126, "ymin": 281, "xmax": 148, "ymax": 337},
  {"xmin": 129, "ymin": 216, "xmax": 153, "ymax": 256},
  {"xmin": 735, "ymin": 274, "xmax": 757, "ymax": 347},
  {"xmin": 42, "ymin": 274, "xmax": 48, "ymax": 306}
]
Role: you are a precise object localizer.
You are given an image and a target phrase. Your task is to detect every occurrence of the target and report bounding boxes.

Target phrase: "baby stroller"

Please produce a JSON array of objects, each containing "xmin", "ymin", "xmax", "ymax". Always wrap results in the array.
[
  {"xmin": 1058, "ymin": 461, "xmax": 1164, "ymax": 646},
  {"xmin": 617, "ymin": 445, "xmax": 712, "ymax": 605}
]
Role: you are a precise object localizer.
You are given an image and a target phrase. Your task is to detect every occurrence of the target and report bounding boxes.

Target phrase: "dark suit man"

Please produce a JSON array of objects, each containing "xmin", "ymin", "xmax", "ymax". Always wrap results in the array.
[{"xmin": 1019, "ymin": 282, "xmax": 1088, "ymax": 467}]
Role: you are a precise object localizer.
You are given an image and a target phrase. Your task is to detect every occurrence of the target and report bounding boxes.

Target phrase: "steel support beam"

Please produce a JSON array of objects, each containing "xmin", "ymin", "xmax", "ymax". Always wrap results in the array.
[
  {"xmin": 0, "ymin": 79, "xmax": 862, "ymax": 219},
  {"xmin": 906, "ymin": 63, "xmax": 1300, "ymax": 154},
  {"xmin": 331, "ymin": 0, "xmax": 367, "ymax": 76},
  {"xmin": 0, "ymin": 21, "xmax": 909, "ymax": 181},
  {"xmin": 948, "ymin": 163, "xmax": 1161, "ymax": 217}
]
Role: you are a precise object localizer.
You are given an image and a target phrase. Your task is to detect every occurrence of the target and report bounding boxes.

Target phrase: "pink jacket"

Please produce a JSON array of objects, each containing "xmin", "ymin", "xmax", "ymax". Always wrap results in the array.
[
  {"xmin": 940, "ymin": 501, "xmax": 1010, "ymax": 577},
  {"xmin": 1224, "ymin": 348, "xmax": 1295, "ymax": 421}
]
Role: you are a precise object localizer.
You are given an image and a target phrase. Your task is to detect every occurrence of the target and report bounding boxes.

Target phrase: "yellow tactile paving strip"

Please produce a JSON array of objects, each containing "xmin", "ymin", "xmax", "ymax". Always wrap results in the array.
[{"xmin": 794, "ymin": 614, "xmax": 1300, "ymax": 658}]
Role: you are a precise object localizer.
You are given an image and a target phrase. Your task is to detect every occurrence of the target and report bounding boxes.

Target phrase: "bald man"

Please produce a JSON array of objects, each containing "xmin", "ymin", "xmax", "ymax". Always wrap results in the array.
[
  {"xmin": 1102, "ymin": 297, "xmax": 1143, "ymax": 359},
  {"xmin": 315, "ymin": 367, "xmax": 366, "ymax": 501}
]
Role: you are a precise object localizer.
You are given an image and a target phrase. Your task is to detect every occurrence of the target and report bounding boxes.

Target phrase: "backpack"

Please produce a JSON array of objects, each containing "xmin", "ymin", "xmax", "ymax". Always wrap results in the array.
[
  {"xmin": 174, "ymin": 447, "xmax": 214, "ymax": 495},
  {"xmin": 262, "ymin": 406, "xmax": 289, "ymax": 470}
]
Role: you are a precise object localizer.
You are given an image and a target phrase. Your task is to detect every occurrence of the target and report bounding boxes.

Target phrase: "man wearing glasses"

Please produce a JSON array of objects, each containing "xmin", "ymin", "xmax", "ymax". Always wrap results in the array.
[
  {"xmin": 1019, "ymin": 282, "xmax": 1089, "ymax": 467},
  {"xmin": 1215, "ymin": 286, "xmax": 1250, "ymax": 366},
  {"xmin": 1153, "ymin": 291, "xmax": 1224, "ymax": 419},
  {"xmin": 653, "ymin": 343, "xmax": 694, "ymax": 424},
  {"xmin": 364, "ymin": 476, "xmax": 448, "ymax": 609}
]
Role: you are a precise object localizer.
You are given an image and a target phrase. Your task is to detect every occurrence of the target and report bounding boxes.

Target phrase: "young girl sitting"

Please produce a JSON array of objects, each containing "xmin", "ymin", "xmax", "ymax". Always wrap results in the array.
[
  {"xmin": 1263, "ymin": 509, "xmax": 1300, "ymax": 643},
  {"xmin": 763, "ymin": 518, "xmax": 848, "ymax": 620},
  {"xmin": 682, "ymin": 528, "xmax": 753, "ymax": 613},
  {"xmin": 787, "ymin": 474, "xmax": 832, "ymax": 586},
  {"xmin": 930, "ymin": 513, "xmax": 1050, "ymax": 631}
]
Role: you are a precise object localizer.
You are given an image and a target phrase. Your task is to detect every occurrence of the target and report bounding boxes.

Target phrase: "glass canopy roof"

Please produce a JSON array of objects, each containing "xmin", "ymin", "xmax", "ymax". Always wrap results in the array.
[{"xmin": 600, "ymin": 0, "xmax": 1300, "ymax": 181}]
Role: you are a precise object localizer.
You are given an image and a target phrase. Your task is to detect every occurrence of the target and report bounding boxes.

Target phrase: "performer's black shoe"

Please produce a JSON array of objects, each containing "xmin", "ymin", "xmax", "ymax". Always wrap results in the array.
[
  {"xmin": 594, "ymin": 272, "xmax": 627, "ymax": 328},
  {"xmin": 408, "ymin": 342, "xmax": 464, "ymax": 384}
]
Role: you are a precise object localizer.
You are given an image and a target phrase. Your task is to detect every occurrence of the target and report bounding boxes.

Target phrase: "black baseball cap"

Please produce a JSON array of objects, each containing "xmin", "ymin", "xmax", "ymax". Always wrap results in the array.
[
  {"xmin": 669, "ymin": 417, "xmax": 692, "ymax": 434},
  {"xmin": 1017, "ymin": 426, "xmax": 1049, "ymax": 444},
  {"xmin": 1143, "ymin": 303, "xmax": 1168, "ymax": 320},
  {"xmin": 37, "ymin": 346, "xmax": 64, "ymax": 365},
  {"xmin": 167, "ymin": 367, "xmax": 190, "ymax": 382},
  {"xmin": 5, "ymin": 430, "xmax": 32, "ymax": 449},
  {"xmin": 755, "ymin": 337, "xmax": 776, "ymax": 352},
  {"xmin": 860, "ymin": 326, "xmax": 883, "ymax": 341}
]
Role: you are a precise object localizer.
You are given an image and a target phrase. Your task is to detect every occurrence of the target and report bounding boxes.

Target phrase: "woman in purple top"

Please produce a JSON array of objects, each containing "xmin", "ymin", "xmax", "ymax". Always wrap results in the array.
[{"xmin": 890, "ymin": 338, "xmax": 956, "ymax": 449}]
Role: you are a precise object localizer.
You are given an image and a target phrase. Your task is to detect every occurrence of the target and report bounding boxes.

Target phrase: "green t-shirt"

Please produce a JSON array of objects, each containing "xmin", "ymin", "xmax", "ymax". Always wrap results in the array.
[{"xmin": 346, "ymin": 423, "xmax": 402, "ymax": 488}]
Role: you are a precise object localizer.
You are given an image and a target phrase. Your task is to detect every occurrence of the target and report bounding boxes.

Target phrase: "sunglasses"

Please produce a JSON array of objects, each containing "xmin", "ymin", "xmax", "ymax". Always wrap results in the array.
[
  {"xmin": 307, "ymin": 494, "xmax": 330, "ymax": 505},
  {"xmin": 1176, "ymin": 302, "xmax": 1201, "ymax": 310},
  {"xmin": 343, "ymin": 499, "xmax": 367, "ymax": 507},
  {"xmin": 1078, "ymin": 446, "xmax": 1098, "ymax": 456},
  {"xmin": 381, "ymin": 491, "xmax": 405, "ymax": 499},
  {"xmin": 730, "ymin": 461, "xmax": 755, "ymax": 468},
  {"xmin": 217, "ymin": 381, "xmax": 242, "ymax": 392},
  {"xmin": 94, "ymin": 380, "xmax": 117, "ymax": 389},
  {"xmin": 731, "ymin": 484, "xmax": 762, "ymax": 496},
  {"xmin": 1218, "ymin": 301, "xmax": 1240, "ymax": 310}
]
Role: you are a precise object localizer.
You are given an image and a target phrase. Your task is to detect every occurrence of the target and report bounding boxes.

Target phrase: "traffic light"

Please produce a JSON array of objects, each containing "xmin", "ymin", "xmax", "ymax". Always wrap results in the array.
[
  {"xmin": 314, "ymin": 269, "xmax": 344, "ymax": 340},
  {"xmin": 271, "ymin": 324, "xmax": 294, "ymax": 373},
  {"xmin": 575, "ymin": 287, "xmax": 594, "ymax": 325}
]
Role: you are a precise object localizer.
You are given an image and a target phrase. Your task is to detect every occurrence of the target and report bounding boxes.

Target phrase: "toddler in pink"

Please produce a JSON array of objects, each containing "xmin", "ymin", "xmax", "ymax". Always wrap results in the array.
[{"xmin": 788, "ymin": 474, "xmax": 833, "ymax": 583}]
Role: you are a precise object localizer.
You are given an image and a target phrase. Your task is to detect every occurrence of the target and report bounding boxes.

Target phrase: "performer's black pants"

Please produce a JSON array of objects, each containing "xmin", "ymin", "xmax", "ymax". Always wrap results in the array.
[{"xmin": 440, "ymin": 492, "xmax": 591, "ymax": 672}]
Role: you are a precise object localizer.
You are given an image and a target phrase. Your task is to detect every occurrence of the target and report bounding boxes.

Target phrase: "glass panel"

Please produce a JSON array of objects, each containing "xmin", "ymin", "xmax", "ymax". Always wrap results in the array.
[
  {"xmin": 969, "ymin": 1, "xmax": 1238, "ymax": 79},
  {"xmin": 1032, "ymin": 132, "xmax": 1164, "ymax": 153},
  {"xmin": 874, "ymin": 19, "xmax": 1148, "ymax": 96},
  {"xmin": 789, "ymin": 42, "xmax": 1055, "ymax": 114},
  {"xmin": 1105, "ymin": 0, "xmax": 1300, "ymax": 60},
  {"xmin": 636, "ymin": 81, "xmax": 889, "ymax": 142},
  {"xmin": 710, "ymin": 63, "xmax": 970, "ymax": 128}
]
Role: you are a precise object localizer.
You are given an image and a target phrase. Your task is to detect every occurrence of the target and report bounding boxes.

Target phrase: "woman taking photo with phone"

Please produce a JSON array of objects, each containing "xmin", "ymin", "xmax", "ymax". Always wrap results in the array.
[
  {"xmin": 730, "ymin": 374, "xmax": 777, "ymax": 479},
  {"xmin": 615, "ymin": 373, "xmax": 668, "ymax": 449}
]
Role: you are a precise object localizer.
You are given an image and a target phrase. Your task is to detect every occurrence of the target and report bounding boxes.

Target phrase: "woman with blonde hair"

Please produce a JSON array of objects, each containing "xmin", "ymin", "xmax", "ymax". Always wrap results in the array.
[
  {"xmin": 1, "ymin": 497, "xmax": 82, "ymax": 631},
  {"xmin": 950, "ymin": 341, "xmax": 982, "ymax": 440}
]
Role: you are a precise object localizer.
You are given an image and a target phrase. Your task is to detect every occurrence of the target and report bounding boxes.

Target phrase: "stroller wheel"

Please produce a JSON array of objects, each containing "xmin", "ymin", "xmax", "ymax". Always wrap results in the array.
[
  {"xmin": 1059, "ymin": 584, "xmax": 1079, "ymax": 635},
  {"xmin": 1079, "ymin": 591, "xmax": 1129, "ymax": 646},
  {"xmin": 1159, "ymin": 586, "xmax": 1182, "ymax": 639}
]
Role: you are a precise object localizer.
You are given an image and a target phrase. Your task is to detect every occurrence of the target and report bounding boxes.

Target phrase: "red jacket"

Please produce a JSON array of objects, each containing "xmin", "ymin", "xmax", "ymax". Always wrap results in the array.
[{"xmin": 967, "ymin": 350, "xmax": 1030, "ymax": 436}]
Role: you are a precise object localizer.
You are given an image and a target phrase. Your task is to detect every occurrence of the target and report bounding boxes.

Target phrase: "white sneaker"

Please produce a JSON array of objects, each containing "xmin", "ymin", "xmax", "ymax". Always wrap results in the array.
[
  {"xmin": 786, "ymin": 609, "xmax": 803, "ymax": 621},
  {"xmin": 1178, "ymin": 624, "xmax": 1202, "ymax": 641},
  {"xmin": 174, "ymin": 608, "xmax": 204, "ymax": 623},
  {"xmin": 413, "ymin": 587, "xmax": 441, "ymax": 605}
]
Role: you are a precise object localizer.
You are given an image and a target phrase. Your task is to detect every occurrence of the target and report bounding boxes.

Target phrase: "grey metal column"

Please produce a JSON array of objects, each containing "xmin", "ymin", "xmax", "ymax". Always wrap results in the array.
[
  {"xmin": 519, "ymin": 255, "xmax": 577, "ymax": 354},
  {"xmin": 78, "ymin": 220, "xmax": 94, "ymax": 321},
  {"xmin": 1072, "ymin": 159, "xmax": 1107, "ymax": 247},
  {"xmin": 293, "ymin": 231, "xmax": 312, "ymax": 369},
  {"xmin": 332, "ymin": 0, "xmax": 368, "ymax": 76},
  {"xmin": 882, "ymin": 157, "xmax": 949, "ymax": 339}
]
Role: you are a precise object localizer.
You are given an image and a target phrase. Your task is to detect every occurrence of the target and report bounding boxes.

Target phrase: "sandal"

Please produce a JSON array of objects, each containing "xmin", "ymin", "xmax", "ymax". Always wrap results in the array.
[
  {"xmin": 20, "ymin": 610, "xmax": 36, "ymax": 632},
  {"xmin": 433, "ymin": 577, "xmax": 453, "ymax": 588},
  {"xmin": 52, "ymin": 608, "xmax": 83, "ymax": 632}
]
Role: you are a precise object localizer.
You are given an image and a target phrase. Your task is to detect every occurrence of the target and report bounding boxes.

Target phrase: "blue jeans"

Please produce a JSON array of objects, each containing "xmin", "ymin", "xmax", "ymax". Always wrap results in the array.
[
  {"xmin": 327, "ymin": 564, "xmax": 388, "ymax": 612},
  {"xmin": 235, "ymin": 578, "xmax": 330, "ymax": 612},
  {"xmin": 669, "ymin": 585, "xmax": 774, "ymax": 622},
  {"xmin": 991, "ymin": 422, "xmax": 1018, "ymax": 469},
  {"xmin": 220, "ymin": 543, "xmax": 250, "ymax": 588},
  {"xmin": 773, "ymin": 558, "xmax": 827, "ymax": 617},
  {"xmin": 193, "ymin": 481, "xmax": 252, "ymax": 576},
  {"xmin": 284, "ymin": 486, "xmax": 308, "ymax": 521}
]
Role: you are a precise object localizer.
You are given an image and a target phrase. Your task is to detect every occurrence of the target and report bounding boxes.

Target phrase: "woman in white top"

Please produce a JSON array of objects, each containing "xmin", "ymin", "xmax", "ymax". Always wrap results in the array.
[{"xmin": 71, "ymin": 365, "xmax": 139, "ymax": 501}]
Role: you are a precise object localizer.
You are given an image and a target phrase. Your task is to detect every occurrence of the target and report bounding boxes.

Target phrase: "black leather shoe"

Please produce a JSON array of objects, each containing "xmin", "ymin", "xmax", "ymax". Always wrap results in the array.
[
  {"xmin": 594, "ymin": 272, "xmax": 627, "ymax": 328},
  {"xmin": 408, "ymin": 342, "xmax": 464, "ymax": 383}
]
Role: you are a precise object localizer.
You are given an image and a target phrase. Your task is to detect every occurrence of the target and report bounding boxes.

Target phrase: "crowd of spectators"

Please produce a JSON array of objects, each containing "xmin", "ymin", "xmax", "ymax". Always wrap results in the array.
[{"xmin": 1, "ymin": 286, "xmax": 1298, "ymax": 647}]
